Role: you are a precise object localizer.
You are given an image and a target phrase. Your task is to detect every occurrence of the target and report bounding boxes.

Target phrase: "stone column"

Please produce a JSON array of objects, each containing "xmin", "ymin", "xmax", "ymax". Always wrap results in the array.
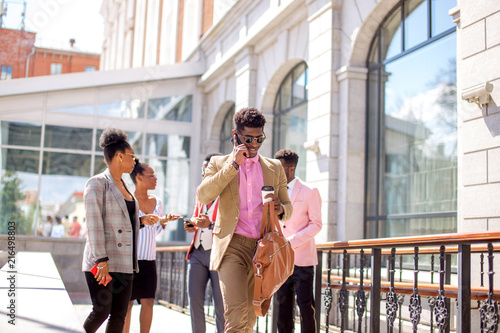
[
  {"xmin": 234, "ymin": 46, "xmax": 257, "ymax": 111},
  {"xmin": 306, "ymin": 0, "xmax": 338, "ymax": 242},
  {"xmin": 336, "ymin": 66, "xmax": 367, "ymax": 242}
]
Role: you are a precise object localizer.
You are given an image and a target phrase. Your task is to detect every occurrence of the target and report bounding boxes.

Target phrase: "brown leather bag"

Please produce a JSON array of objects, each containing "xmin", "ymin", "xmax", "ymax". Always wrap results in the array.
[{"xmin": 253, "ymin": 201, "xmax": 295, "ymax": 316}]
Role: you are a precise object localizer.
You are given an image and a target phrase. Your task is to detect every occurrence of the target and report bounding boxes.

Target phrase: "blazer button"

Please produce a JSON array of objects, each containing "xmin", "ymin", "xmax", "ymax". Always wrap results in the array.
[
  {"xmin": 118, "ymin": 229, "xmax": 122, "ymax": 233},
  {"xmin": 117, "ymin": 243, "xmax": 122, "ymax": 247}
]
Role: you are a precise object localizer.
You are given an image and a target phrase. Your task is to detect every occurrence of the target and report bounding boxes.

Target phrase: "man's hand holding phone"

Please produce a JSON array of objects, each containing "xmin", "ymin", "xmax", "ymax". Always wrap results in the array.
[
  {"xmin": 194, "ymin": 214, "xmax": 211, "ymax": 228},
  {"xmin": 232, "ymin": 132, "xmax": 248, "ymax": 165},
  {"xmin": 184, "ymin": 218, "xmax": 196, "ymax": 233}
]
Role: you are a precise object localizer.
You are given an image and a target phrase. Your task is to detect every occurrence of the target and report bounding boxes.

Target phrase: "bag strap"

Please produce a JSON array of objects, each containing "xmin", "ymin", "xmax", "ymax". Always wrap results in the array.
[{"xmin": 259, "ymin": 201, "xmax": 285, "ymax": 239}]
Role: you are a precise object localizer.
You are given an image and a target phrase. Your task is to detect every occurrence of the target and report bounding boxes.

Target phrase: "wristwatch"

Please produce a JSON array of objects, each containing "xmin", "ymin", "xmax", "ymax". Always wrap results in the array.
[{"xmin": 208, "ymin": 222, "xmax": 215, "ymax": 230}]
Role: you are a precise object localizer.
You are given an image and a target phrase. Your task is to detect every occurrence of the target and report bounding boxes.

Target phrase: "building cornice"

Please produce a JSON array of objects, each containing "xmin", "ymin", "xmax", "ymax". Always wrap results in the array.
[
  {"xmin": 198, "ymin": 0, "xmax": 305, "ymax": 89},
  {"xmin": 0, "ymin": 61, "xmax": 204, "ymax": 97}
]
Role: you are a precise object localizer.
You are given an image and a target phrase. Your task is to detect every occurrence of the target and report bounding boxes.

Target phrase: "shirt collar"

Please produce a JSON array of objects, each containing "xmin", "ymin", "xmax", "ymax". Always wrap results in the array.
[
  {"xmin": 243, "ymin": 154, "xmax": 260, "ymax": 164},
  {"xmin": 288, "ymin": 177, "xmax": 298, "ymax": 192}
]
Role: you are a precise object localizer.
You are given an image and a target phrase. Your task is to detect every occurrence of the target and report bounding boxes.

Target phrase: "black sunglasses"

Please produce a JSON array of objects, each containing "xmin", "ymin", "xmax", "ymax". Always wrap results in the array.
[{"xmin": 236, "ymin": 130, "xmax": 266, "ymax": 144}]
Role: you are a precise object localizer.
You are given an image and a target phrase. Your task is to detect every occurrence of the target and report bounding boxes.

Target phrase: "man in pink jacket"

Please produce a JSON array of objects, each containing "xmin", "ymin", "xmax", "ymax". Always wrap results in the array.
[{"xmin": 274, "ymin": 149, "xmax": 322, "ymax": 333}]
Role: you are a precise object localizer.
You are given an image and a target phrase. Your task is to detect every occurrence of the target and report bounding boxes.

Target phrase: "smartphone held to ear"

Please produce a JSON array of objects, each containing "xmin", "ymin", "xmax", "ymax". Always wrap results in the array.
[
  {"xmin": 184, "ymin": 218, "xmax": 195, "ymax": 228},
  {"xmin": 234, "ymin": 133, "xmax": 247, "ymax": 157}
]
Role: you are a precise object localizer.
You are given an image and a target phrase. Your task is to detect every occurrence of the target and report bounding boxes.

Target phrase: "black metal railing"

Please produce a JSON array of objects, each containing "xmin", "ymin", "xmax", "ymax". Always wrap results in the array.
[{"xmin": 156, "ymin": 231, "xmax": 500, "ymax": 333}]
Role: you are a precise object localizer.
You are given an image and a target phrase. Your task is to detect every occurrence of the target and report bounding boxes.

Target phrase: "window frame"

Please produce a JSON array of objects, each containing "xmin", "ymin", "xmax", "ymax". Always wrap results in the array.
[
  {"xmin": 364, "ymin": 0, "xmax": 457, "ymax": 239},
  {"xmin": 1, "ymin": 65, "xmax": 13, "ymax": 80},
  {"xmin": 272, "ymin": 61, "xmax": 308, "ymax": 154}
]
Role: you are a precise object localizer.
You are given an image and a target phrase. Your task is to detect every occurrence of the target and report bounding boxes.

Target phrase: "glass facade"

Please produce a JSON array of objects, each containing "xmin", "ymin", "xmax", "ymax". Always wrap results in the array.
[
  {"xmin": 0, "ymin": 89, "xmax": 193, "ymax": 241},
  {"xmin": 365, "ymin": 0, "xmax": 457, "ymax": 238},
  {"xmin": 272, "ymin": 62, "xmax": 308, "ymax": 180}
]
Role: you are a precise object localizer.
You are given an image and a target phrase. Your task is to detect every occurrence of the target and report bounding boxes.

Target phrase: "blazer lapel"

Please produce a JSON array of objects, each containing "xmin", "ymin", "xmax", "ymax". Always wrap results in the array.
[
  {"xmin": 104, "ymin": 169, "xmax": 129, "ymax": 219},
  {"xmin": 260, "ymin": 155, "xmax": 275, "ymax": 188},
  {"xmin": 291, "ymin": 178, "xmax": 303, "ymax": 205},
  {"xmin": 227, "ymin": 153, "xmax": 240, "ymax": 207}
]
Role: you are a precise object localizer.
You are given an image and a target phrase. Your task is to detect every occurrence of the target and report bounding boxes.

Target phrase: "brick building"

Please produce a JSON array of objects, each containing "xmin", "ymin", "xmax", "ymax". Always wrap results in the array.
[
  {"xmin": 0, "ymin": 28, "xmax": 35, "ymax": 79},
  {"xmin": 0, "ymin": 27, "xmax": 100, "ymax": 80}
]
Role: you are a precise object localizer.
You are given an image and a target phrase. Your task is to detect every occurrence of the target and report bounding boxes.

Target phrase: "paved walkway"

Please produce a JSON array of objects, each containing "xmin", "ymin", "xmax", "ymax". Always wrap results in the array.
[
  {"xmin": 74, "ymin": 304, "xmax": 208, "ymax": 333},
  {"xmin": 0, "ymin": 252, "xmax": 83, "ymax": 332},
  {"xmin": 0, "ymin": 252, "xmax": 303, "ymax": 333}
]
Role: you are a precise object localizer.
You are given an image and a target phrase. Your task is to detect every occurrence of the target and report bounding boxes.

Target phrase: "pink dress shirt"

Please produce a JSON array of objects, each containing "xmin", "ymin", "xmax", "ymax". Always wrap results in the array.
[{"xmin": 234, "ymin": 154, "xmax": 264, "ymax": 239}]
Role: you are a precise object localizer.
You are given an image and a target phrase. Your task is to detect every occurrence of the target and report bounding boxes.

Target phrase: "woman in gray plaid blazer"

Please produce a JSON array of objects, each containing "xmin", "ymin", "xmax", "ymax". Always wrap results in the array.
[{"xmin": 82, "ymin": 129, "xmax": 156, "ymax": 333}]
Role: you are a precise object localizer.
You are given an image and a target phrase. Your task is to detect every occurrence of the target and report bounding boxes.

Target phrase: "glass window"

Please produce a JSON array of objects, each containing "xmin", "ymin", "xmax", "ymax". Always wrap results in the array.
[
  {"xmin": 85, "ymin": 66, "xmax": 97, "ymax": 72},
  {"xmin": 366, "ymin": 0, "xmax": 457, "ymax": 238},
  {"xmin": 404, "ymin": 0, "xmax": 428, "ymax": 50},
  {"xmin": 40, "ymin": 152, "xmax": 90, "ymax": 237},
  {"xmin": 50, "ymin": 63, "xmax": 62, "ymax": 75},
  {"xmin": 381, "ymin": 10, "xmax": 402, "ymax": 61},
  {"xmin": 0, "ymin": 148, "xmax": 40, "ymax": 235},
  {"xmin": 97, "ymin": 100, "xmax": 145, "ymax": 119},
  {"xmin": 44, "ymin": 125, "xmax": 93, "ymax": 150},
  {"xmin": 147, "ymin": 95, "xmax": 192, "ymax": 122},
  {"xmin": 145, "ymin": 134, "xmax": 190, "ymax": 158},
  {"xmin": 1, "ymin": 65, "xmax": 13, "ymax": 80},
  {"xmin": 147, "ymin": 158, "xmax": 190, "ymax": 241},
  {"xmin": 219, "ymin": 105, "xmax": 235, "ymax": 154},
  {"xmin": 273, "ymin": 62, "xmax": 308, "ymax": 180},
  {"xmin": 431, "ymin": 0, "xmax": 456, "ymax": 37},
  {"xmin": 48, "ymin": 105, "xmax": 95, "ymax": 115},
  {"xmin": 1, "ymin": 122, "xmax": 42, "ymax": 147},
  {"xmin": 292, "ymin": 63, "xmax": 307, "ymax": 104},
  {"xmin": 93, "ymin": 154, "xmax": 107, "ymax": 175}
]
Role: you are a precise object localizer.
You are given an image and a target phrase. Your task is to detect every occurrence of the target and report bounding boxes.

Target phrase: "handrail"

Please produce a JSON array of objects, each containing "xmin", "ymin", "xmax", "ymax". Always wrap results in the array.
[
  {"xmin": 316, "ymin": 231, "xmax": 500, "ymax": 249},
  {"xmin": 155, "ymin": 231, "xmax": 500, "ymax": 333},
  {"xmin": 156, "ymin": 246, "xmax": 189, "ymax": 252},
  {"xmin": 324, "ymin": 244, "xmax": 500, "ymax": 255}
]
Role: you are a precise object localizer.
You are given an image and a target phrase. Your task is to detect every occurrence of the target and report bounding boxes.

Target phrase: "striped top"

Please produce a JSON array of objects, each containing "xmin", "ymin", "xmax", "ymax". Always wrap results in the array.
[{"xmin": 137, "ymin": 196, "xmax": 165, "ymax": 260}]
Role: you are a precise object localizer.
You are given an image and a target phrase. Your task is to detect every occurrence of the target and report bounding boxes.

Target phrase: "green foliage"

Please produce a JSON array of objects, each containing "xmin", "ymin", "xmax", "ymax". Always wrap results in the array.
[{"xmin": 0, "ymin": 170, "xmax": 33, "ymax": 234}]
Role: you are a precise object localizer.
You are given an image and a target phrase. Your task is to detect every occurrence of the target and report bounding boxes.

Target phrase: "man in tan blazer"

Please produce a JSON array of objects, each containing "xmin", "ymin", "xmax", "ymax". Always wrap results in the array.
[{"xmin": 197, "ymin": 107, "xmax": 292, "ymax": 333}]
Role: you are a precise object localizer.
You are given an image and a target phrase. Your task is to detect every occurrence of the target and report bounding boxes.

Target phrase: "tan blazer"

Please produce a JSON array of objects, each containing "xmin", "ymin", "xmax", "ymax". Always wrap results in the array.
[{"xmin": 197, "ymin": 153, "xmax": 293, "ymax": 271}]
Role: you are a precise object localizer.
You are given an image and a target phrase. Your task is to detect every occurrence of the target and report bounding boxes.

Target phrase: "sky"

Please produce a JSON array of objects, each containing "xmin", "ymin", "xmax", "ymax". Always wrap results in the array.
[{"xmin": 2, "ymin": 0, "xmax": 104, "ymax": 53}]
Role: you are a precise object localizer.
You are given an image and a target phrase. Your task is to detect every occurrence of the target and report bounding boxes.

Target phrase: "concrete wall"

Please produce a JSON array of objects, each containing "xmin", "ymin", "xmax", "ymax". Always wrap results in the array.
[
  {"xmin": 0, "ymin": 235, "xmax": 87, "ymax": 299},
  {"xmin": 457, "ymin": 0, "xmax": 500, "ymax": 232}
]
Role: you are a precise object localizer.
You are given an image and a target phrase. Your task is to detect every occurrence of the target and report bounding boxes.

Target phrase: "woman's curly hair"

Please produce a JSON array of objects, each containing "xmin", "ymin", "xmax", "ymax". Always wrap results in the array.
[{"xmin": 99, "ymin": 128, "xmax": 132, "ymax": 164}]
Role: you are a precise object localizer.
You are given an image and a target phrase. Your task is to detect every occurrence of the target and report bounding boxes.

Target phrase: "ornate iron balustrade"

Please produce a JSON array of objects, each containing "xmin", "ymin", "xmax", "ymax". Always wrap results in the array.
[
  {"xmin": 316, "ymin": 231, "xmax": 500, "ymax": 333},
  {"xmin": 155, "ymin": 232, "xmax": 500, "ymax": 333}
]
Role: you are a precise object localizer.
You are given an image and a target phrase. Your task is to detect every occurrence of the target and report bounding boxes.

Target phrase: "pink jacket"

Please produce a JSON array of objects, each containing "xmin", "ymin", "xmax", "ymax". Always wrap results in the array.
[{"xmin": 280, "ymin": 178, "xmax": 322, "ymax": 266}]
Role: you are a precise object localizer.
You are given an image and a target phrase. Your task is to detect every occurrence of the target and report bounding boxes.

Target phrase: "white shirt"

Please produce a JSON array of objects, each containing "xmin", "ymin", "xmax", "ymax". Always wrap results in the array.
[
  {"xmin": 137, "ymin": 196, "xmax": 165, "ymax": 260},
  {"xmin": 287, "ymin": 177, "xmax": 297, "ymax": 198},
  {"xmin": 193, "ymin": 200, "xmax": 217, "ymax": 250}
]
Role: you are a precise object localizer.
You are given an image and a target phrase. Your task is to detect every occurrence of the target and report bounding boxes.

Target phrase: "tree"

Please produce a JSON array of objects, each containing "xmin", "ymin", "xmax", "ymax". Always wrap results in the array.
[{"xmin": 0, "ymin": 170, "xmax": 30, "ymax": 234}]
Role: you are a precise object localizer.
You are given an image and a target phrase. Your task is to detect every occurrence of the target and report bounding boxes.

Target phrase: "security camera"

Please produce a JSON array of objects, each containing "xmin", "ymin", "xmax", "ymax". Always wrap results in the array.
[
  {"xmin": 303, "ymin": 140, "xmax": 320, "ymax": 154},
  {"xmin": 461, "ymin": 82, "xmax": 493, "ymax": 107}
]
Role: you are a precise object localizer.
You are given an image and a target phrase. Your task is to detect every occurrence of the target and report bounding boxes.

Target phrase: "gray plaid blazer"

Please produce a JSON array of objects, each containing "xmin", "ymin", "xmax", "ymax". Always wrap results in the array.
[{"xmin": 82, "ymin": 169, "xmax": 140, "ymax": 274}]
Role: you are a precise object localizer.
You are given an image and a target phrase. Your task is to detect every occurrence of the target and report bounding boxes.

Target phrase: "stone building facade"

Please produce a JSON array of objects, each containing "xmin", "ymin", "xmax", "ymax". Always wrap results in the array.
[{"xmin": 0, "ymin": 0, "xmax": 499, "ymax": 243}]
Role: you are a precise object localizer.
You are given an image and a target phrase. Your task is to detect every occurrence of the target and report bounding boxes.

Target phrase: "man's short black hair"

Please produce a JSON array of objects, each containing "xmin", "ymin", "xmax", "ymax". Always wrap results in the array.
[
  {"xmin": 274, "ymin": 149, "xmax": 299, "ymax": 167},
  {"xmin": 233, "ymin": 107, "xmax": 266, "ymax": 131}
]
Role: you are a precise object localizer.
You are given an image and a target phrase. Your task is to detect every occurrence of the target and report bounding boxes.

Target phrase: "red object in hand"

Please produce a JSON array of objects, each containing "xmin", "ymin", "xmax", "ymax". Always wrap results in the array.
[{"xmin": 91, "ymin": 264, "xmax": 112, "ymax": 286}]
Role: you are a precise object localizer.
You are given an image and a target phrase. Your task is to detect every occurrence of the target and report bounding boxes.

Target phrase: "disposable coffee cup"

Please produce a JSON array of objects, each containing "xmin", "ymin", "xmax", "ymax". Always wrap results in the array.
[{"xmin": 261, "ymin": 186, "xmax": 274, "ymax": 204}]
